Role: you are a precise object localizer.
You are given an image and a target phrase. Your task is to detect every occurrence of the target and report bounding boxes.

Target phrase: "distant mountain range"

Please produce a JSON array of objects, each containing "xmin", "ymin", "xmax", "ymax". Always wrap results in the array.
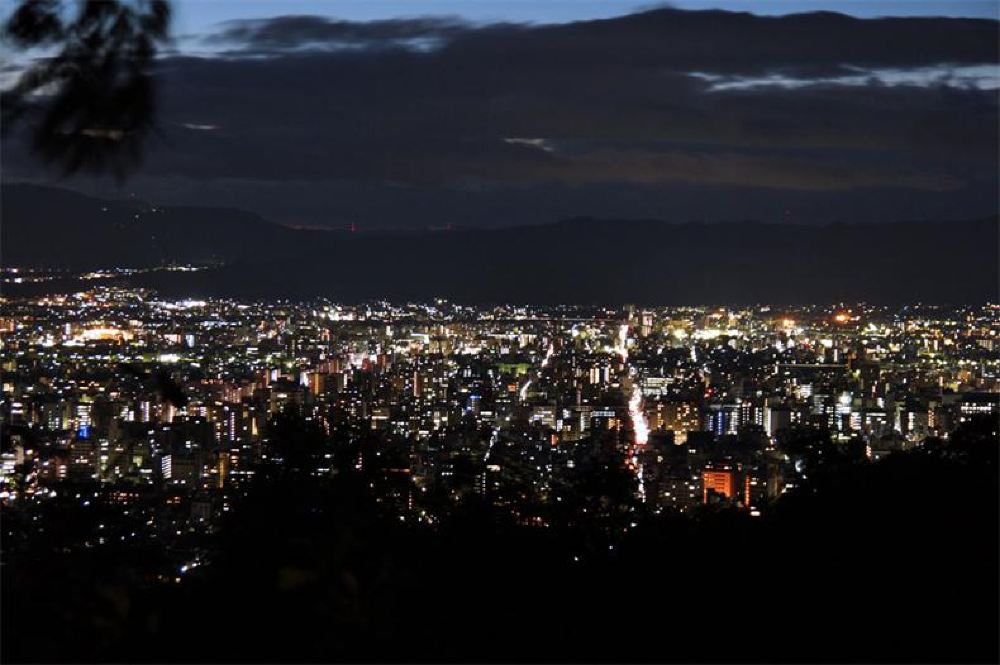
[
  {"xmin": 2, "ymin": 183, "xmax": 997, "ymax": 304},
  {"xmin": 1, "ymin": 183, "xmax": 319, "ymax": 268}
]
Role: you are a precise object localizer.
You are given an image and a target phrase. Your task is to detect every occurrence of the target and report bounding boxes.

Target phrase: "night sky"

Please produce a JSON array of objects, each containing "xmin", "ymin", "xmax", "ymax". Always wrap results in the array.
[{"xmin": 2, "ymin": 1, "xmax": 998, "ymax": 229}]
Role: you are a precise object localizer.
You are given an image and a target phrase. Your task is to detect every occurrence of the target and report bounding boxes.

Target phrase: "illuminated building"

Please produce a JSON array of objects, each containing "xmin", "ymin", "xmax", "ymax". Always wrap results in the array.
[
  {"xmin": 764, "ymin": 404, "xmax": 791, "ymax": 438},
  {"xmin": 703, "ymin": 468, "xmax": 734, "ymax": 503},
  {"xmin": 957, "ymin": 393, "xmax": 999, "ymax": 421}
]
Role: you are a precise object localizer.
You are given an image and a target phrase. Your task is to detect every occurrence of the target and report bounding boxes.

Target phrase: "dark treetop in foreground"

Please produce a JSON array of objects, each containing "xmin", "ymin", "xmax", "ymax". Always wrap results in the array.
[{"xmin": 3, "ymin": 415, "xmax": 998, "ymax": 663}]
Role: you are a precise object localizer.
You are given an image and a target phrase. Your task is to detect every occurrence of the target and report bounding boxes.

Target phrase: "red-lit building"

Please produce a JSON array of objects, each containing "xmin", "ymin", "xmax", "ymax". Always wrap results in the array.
[{"xmin": 703, "ymin": 468, "xmax": 734, "ymax": 503}]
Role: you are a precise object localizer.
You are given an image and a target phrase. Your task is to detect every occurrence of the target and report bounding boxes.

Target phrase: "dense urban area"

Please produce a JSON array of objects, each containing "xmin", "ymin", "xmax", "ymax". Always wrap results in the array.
[
  {"xmin": 2, "ymin": 0, "xmax": 999, "ymax": 662},
  {"xmin": 2, "ymin": 277, "xmax": 998, "ymax": 661}
]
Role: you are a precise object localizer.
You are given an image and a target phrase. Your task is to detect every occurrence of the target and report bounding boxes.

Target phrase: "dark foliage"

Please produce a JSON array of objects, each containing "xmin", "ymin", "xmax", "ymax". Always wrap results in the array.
[
  {"xmin": 2, "ymin": 0, "xmax": 171, "ymax": 177},
  {"xmin": 119, "ymin": 362, "xmax": 188, "ymax": 409},
  {"xmin": 3, "ymin": 417, "xmax": 997, "ymax": 663}
]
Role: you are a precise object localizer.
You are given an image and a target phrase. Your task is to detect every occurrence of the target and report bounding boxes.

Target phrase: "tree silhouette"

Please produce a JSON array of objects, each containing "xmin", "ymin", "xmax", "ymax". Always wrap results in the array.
[
  {"xmin": 2, "ymin": 0, "xmax": 171, "ymax": 178},
  {"xmin": 265, "ymin": 403, "xmax": 329, "ymax": 475}
]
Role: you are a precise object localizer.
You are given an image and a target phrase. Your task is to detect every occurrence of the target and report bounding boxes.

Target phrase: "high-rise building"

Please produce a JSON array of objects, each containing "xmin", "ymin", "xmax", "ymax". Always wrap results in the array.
[
  {"xmin": 703, "ymin": 468, "xmax": 734, "ymax": 503},
  {"xmin": 764, "ymin": 404, "xmax": 791, "ymax": 438}
]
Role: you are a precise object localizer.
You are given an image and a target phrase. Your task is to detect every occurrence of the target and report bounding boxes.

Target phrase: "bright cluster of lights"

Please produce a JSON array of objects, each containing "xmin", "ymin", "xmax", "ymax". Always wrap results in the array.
[
  {"xmin": 628, "ymin": 384, "xmax": 649, "ymax": 446},
  {"xmin": 617, "ymin": 324, "xmax": 629, "ymax": 361},
  {"xmin": 627, "ymin": 382, "xmax": 649, "ymax": 503}
]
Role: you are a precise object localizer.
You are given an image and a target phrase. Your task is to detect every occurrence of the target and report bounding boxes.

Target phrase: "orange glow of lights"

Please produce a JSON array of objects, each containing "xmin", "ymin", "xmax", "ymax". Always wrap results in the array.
[
  {"xmin": 703, "ymin": 469, "xmax": 734, "ymax": 503},
  {"xmin": 78, "ymin": 327, "xmax": 133, "ymax": 342}
]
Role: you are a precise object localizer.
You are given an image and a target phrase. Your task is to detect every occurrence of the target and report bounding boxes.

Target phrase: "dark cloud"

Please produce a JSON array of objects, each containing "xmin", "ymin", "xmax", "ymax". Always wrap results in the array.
[
  {"xmin": 204, "ymin": 15, "xmax": 481, "ymax": 54},
  {"xmin": 206, "ymin": 8, "xmax": 998, "ymax": 73},
  {"xmin": 3, "ymin": 8, "xmax": 997, "ymax": 227}
]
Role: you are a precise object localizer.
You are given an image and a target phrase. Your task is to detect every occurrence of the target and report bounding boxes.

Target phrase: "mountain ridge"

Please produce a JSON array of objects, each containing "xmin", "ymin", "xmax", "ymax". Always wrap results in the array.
[{"xmin": 2, "ymin": 183, "xmax": 997, "ymax": 304}]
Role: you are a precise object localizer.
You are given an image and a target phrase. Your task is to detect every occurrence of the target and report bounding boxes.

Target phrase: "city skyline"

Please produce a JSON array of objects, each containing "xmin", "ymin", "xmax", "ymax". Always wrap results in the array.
[
  {"xmin": 1, "ymin": 2, "xmax": 997, "ymax": 663},
  {"xmin": 2, "ymin": 291, "xmax": 998, "ymax": 661}
]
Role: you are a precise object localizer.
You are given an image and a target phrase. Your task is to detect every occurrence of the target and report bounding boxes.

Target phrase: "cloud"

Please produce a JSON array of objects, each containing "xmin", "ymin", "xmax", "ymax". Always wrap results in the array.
[
  {"xmin": 693, "ymin": 64, "xmax": 1000, "ymax": 91},
  {"xmin": 503, "ymin": 138, "xmax": 555, "ymax": 153},
  {"xmin": 3, "ymin": 8, "xmax": 997, "ymax": 227},
  {"xmin": 135, "ymin": 48, "xmax": 994, "ymax": 185},
  {"xmin": 204, "ymin": 15, "xmax": 485, "ymax": 54},
  {"xmin": 483, "ymin": 146, "xmax": 964, "ymax": 191},
  {"xmin": 201, "ymin": 9, "xmax": 999, "ymax": 72}
]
